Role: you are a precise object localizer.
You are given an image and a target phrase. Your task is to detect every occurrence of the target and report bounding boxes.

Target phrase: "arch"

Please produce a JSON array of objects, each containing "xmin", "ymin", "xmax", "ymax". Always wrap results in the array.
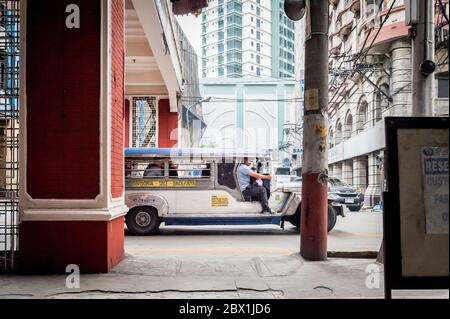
[
  {"xmin": 374, "ymin": 82, "xmax": 390, "ymax": 122},
  {"xmin": 356, "ymin": 96, "xmax": 368, "ymax": 133},
  {"xmin": 343, "ymin": 110, "xmax": 353, "ymax": 141},
  {"xmin": 335, "ymin": 119, "xmax": 343, "ymax": 145},
  {"xmin": 328, "ymin": 126, "xmax": 334, "ymax": 149}
]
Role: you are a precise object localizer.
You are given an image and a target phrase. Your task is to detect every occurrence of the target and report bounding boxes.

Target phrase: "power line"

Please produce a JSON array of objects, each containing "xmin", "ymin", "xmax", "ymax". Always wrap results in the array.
[{"xmin": 329, "ymin": 0, "xmax": 398, "ymax": 108}]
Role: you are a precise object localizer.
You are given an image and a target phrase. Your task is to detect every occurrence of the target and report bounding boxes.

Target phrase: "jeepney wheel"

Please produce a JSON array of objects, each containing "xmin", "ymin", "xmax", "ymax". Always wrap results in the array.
[
  {"xmin": 126, "ymin": 206, "xmax": 161, "ymax": 235},
  {"xmin": 288, "ymin": 204, "xmax": 337, "ymax": 232}
]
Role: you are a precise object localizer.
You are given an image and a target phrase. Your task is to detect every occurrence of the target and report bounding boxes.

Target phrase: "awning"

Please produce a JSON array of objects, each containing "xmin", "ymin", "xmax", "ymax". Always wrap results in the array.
[
  {"xmin": 171, "ymin": 0, "xmax": 208, "ymax": 16},
  {"xmin": 181, "ymin": 104, "xmax": 207, "ymax": 130}
]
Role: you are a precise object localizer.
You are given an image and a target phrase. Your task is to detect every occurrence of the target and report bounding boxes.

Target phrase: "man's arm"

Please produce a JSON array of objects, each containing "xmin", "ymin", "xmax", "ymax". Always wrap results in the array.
[{"xmin": 248, "ymin": 171, "xmax": 272, "ymax": 180}]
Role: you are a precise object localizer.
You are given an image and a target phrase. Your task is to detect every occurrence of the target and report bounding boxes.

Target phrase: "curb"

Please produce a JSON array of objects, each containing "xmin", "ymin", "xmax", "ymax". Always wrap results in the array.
[{"xmin": 327, "ymin": 251, "xmax": 379, "ymax": 259}]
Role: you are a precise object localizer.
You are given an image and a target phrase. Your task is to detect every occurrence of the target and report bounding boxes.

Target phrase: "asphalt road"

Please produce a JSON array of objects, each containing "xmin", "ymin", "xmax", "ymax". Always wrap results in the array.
[{"xmin": 125, "ymin": 209, "xmax": 383, "ymax": 257}]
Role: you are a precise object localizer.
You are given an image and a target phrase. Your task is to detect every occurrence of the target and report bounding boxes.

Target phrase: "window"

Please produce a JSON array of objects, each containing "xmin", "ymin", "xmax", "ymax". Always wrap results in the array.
[
  {"xmin": 256, "ymin": 19, "xmax": 261, "ymax": 28},
  {"xmin": 256, "ymin": 67, "xmax": 261, "ymax": 76},
  {"xmin": 256, "ymin": 7, "xmax": 261, "ymax": 15},
  {"xmin": 219, "ymin": 68, "xmax": 224, "ymax": 76},
  {"xmin": 375, "ymin": 84, "xmax": 390, "ymax": 122},
  {"xmin": 256, "ymin": 31, "xmax": 261, "ymax": 40},
  {"xmin": 256, "ymin": 55, "xmax": 261, "ymax": 64},
  {"xmin": 227, "ymin": 63, "xmax": 242, "ymax": 77},
  {"xmin": 365, "ymin": 0, "xmax": 382, "ymax": 18},
  {"xmin": 227, "ymin": 26, "xmax": 242, "ymax": 37},
  {"xmin": 256, "ymin": 43, "xmax": 261, "ymax": 52},
  {"xmin": 217, "ymin": 163, "xmax": 237, "ymax": 190},
  {"xmin": 436, "ymin": 73, "xmax": 449, "ymax": 98},
  {"xmin": 227, "ymin": 13, "xmax": 242, "ymax": 25},
  {"xmin": 227, "ymin": 39, "xmax": 242, "ymax": 50}
]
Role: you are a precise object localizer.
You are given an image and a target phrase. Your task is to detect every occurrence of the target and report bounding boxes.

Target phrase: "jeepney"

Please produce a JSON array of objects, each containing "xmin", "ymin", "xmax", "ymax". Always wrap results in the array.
[{"xmin": 124, "ymin": 148, "xmax": 346, "ymax": 235}]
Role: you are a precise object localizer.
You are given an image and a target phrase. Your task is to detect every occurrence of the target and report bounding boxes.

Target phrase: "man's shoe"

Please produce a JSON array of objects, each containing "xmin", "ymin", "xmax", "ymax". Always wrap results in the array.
[{"xmin": 261, "ymin": 210, "xmax": 275, "ymax": 214}]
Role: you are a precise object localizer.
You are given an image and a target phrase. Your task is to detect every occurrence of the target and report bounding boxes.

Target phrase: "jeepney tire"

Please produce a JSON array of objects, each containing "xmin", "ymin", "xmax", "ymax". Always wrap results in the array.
[
  {"xmin": 327, "ymin": 205, "xmax": 337, "ymax": 232},
  {"xmin": 289, "ymin": 204, "xmax": 337, "ymax": 232},
  {"xmin": 126, "ymin": 206, "xmax": 161, "ymax": 236}
]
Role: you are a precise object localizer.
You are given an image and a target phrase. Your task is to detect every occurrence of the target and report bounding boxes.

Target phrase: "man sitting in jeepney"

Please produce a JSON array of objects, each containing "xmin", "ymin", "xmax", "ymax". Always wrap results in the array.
[{"xmin": 237, "ymin": 157, "xmax": 274, "ymax": 214}]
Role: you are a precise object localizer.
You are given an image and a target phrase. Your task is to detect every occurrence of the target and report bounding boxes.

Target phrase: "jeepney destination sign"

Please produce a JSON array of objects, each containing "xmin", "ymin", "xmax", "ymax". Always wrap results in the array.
[{"xmin": 421, "ymin": 146, "xmax": 449, "ymax": 234}]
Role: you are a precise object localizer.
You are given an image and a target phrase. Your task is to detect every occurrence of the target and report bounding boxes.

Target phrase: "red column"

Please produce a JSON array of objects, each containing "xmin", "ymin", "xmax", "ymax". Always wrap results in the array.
[
  {"xmin": 158, "ymin": 99, "xmax": 179, "ymax": 147},
  {"xmin": 19, "ymin": 0, "xmax": 127, "ymax": 273}
]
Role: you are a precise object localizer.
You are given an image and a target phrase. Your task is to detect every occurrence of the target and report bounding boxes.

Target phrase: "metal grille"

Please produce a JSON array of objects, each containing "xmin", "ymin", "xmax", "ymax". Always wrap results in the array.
[
  {"xmin": 132, "ymin": 97, "xmax": 157, "ymax": 148},
  {"xmin": 0, "ymin": 0, "xmax": 20, "ymax": 271}
]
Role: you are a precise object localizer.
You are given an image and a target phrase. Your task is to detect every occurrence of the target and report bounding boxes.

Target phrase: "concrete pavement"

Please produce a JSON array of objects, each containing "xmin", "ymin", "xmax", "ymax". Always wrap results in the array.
[{"xmin": 0, "ymin": 210, "xmax": 448, "ymax": 299}]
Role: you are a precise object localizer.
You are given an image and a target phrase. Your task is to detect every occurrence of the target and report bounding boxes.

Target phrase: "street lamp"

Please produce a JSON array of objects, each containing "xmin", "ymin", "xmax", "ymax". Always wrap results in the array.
[
  {"xmin": 284, "ymin": 0, "xmax": 306, "ymax": 21},
  {"xmin": 185, "ymin": 96, "xmax": 211, "ymax": 147}
]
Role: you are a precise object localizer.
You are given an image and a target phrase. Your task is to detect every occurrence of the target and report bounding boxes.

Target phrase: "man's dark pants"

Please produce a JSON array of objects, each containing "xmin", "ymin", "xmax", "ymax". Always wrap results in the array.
[{"xmin": 243, "ymin": 185, "xmax": 270, "ymax": 212}]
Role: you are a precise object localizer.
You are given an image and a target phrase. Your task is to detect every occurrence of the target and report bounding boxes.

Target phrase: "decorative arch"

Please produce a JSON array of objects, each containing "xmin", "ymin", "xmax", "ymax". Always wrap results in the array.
[
  {"xmin": 328, "ymin": 126, "xmax": 334, "ymax": 148},
  {"xmin": 374, "ymin": 79, "xmax": 390, "ymax": 122},
  {"xmin": 356, "ymin": 96, "xmax": 368, "ymax": 133},
  {"xmin": 343, "ymin": 110, "xmax": 353, "ymax": 140},
  {"xmin": 335, "ymin": 119, "xmax": 343, "ymax": 145}
]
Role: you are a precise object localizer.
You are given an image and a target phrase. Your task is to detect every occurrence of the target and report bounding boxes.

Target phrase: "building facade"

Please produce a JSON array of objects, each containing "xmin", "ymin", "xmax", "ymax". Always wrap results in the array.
[
  {"xmin": 201, "ymin": 0, "xmax": 295, "ymax": 78},
  {"xmin": 326, "ymin": 0, "xmax": 449, "ymax": 207},
  {"xmin": 200, "ymin": 78, "xmax": 296, "ymax": 162},
  {"xmin": 124, "ymin": 1, "xmax": 204, "ymax": 149}
]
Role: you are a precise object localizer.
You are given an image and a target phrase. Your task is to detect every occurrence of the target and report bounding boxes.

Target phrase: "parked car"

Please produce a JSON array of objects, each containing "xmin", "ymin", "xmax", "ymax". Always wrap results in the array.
[
  {"xmin": 328, "ymin": 177, "xmax": 364, "ymax": 212},
  {"xmin": 280, "ymin": 176, "xmax": 364, "ymax": 212}
]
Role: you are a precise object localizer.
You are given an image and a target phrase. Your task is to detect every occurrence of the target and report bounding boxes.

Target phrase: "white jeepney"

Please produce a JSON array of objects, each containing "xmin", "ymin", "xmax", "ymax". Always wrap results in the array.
[{"xmin": 124, "ymin": 148, "xmax": 345, "ymax": 235}]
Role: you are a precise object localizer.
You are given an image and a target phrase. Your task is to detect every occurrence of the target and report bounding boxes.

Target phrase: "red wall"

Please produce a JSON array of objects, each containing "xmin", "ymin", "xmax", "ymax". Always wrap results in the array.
[
  {"xmin": 111, "ymin": 0, "xmax": 125, "ymax": 199},
  {"xmin": 26, "ymin": 0, "xmax": 101, "ymax": 199},
  {"xmin": 20, "ymin": 217, "xmax": 124, "ymax": 274},
  {"xmin": 158, "ymin": 99, "xmax": 178, "ymax": 147}
]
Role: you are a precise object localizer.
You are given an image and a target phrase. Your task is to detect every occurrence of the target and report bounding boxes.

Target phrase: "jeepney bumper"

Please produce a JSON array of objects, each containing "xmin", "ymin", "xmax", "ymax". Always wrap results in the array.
[{"xmin": 330, "ymin": 201, "xmax": 348, "ymax": 217}]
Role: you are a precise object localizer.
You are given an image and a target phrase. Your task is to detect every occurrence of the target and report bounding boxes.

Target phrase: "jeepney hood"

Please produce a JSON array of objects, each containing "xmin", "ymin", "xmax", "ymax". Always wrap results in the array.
[{"xmin": 281, "ymin": 181, "xmax": 302, "ymax": 193}]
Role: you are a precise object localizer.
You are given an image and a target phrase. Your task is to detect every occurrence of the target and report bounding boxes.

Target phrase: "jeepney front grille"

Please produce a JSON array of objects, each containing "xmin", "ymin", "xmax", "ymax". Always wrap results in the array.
[{"xmin": 336, "ymin": 192, "xmax": 358, "ymax": 198}]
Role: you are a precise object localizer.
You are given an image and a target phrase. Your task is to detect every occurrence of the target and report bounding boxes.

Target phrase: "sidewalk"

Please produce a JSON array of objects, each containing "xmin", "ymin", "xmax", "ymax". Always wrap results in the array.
[{"xmin": 0, "ymin": 252, "xmax": 448, "ymax": 299}]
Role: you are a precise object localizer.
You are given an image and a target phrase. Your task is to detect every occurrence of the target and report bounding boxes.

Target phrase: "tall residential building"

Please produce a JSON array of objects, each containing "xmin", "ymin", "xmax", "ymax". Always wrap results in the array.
[{"xmin": 201, "ymin": 0, "xmax": 295, "ymax": 78}]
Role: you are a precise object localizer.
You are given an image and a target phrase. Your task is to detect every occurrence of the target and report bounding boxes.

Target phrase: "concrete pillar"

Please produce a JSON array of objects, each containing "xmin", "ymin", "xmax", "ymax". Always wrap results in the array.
[
  {"xmin": 390, "ymin": 39, "xmax": 413, "ymax": 116},
  {"xmin": 19, "ymin": 0, "xmax": 127, "ymax": 273},
  {"xmin": 342, "ymin": 160, "xmax": 353, "ymax": 185},
  {"xmin": 328, "ymin": 163, "xmax": 334, "ymax": 177},
  {"xmin": 352, "ymin": 157, "xmax": 367, "ymax": 193},
  {"xmin": 333, "ymin": 162, "xmax": 342, "ymax": 180},
  {"xmin": 364, "ymin": 153, "xmax": 382, "ymax": 207}
]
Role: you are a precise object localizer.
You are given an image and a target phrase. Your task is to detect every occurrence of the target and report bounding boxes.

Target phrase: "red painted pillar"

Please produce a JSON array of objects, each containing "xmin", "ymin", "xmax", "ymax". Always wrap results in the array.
[
  {"xmin": 19, "ymin": 0, "xmax": 127, "ymax": 273},
  {"xmin": 158, "ymin": 99, "xmax": 179, "ymax": 148}
]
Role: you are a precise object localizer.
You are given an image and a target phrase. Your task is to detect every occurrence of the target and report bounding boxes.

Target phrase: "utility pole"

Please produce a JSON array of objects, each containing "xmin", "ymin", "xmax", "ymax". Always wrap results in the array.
[
  {"xmin": 300, "ymin": 1, "xmax": 329, "ymax": 260},
  {"xmin": 410, "ymin": 0, "xmax": 436, "ymax": 116}
]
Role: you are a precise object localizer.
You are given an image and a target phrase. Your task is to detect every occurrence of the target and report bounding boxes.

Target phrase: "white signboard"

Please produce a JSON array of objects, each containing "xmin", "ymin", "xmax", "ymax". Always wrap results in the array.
[{"xmin": 421, "ymin": 146, "xmax": 449, "ymax": 234}]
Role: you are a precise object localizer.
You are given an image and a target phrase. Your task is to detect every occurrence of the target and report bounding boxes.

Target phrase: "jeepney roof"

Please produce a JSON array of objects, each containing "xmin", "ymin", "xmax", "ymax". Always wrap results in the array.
[{"xmin": 124, "ymin": 148, "xmax": 271, "ymax": 160}]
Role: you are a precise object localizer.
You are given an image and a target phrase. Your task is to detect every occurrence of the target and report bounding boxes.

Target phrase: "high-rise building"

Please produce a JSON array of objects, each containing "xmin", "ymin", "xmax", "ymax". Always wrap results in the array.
[{"xmin": 201, "ymin": 0, "xmax": 295, "ymax": 78}]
